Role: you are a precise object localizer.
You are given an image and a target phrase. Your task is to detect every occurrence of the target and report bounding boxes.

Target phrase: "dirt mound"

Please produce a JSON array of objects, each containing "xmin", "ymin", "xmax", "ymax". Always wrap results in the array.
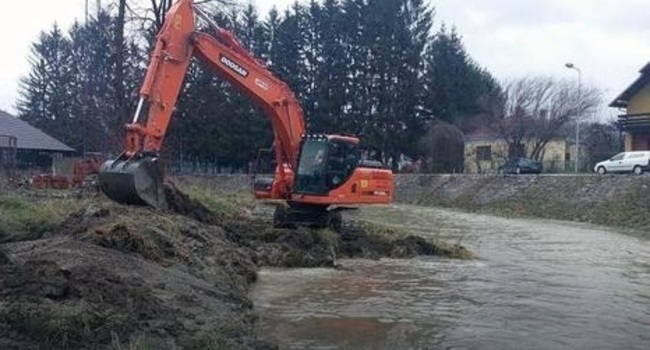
[
  {"xmin": 0, "ymin": 204, "xmax": 272, "ymax": 350},
  {"xmin": 338, "ymin": 224, "xmax": 462, "ymax": 259},
  {"xmin": 164, "ymin": 182, "xmax": 223, "ymax": 225},
  {"xmin": 227, "ymin": 214, "xmax": 464, "ymax": 268},
  {"xmin": 234, "ymin": 221, "xmax": 339, "ymax": 268}
]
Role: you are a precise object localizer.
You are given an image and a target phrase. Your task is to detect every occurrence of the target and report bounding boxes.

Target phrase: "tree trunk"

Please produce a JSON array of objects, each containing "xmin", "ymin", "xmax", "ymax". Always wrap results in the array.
[{"xmin": 113, "ymin": 0, "xmax": 127, "ymax": 151}]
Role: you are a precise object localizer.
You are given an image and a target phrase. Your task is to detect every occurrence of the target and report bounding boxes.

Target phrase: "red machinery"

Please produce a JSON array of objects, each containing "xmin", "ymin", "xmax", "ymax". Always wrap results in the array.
[
  {"xmin": 32, "ymin": 155, "xmax": 102, "ymax": 190},
  {"xmin": 98, "ymin": 0, "xmax": 393, "ymax": 230}
]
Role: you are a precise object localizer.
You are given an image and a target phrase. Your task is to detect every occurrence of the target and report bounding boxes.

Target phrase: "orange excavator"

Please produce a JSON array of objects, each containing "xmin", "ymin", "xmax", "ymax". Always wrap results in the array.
[{"xmin": 98, "ymin": 0, "xmax": 393, "ymax": 231}]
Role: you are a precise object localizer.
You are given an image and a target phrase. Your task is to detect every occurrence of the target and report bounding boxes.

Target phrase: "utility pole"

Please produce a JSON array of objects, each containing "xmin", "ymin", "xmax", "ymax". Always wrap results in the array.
[
  {"xmin": 565, "ymin": 63, "xmax": 582, "ymax": 173},
  {"xmin": 85, "ymin": 0, "xmax": 101, "ymax": 20},
  {"xmin": 83, "ymin": 0, "xmax": 89, "ymax": 158},
  {"xmin": 81, "ymin": 0, "xmax": 103, "ymax": 157}
]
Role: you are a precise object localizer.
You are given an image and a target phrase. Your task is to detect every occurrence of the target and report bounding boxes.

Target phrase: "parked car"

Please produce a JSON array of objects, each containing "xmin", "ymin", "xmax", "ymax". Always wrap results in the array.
[
  {"xmin": 593, "ymin": 151, "xmax": 650, "ymax": 175},
  {"xmin": 498, "ymin": 157, "xmax": 543, "ymax": 174}
]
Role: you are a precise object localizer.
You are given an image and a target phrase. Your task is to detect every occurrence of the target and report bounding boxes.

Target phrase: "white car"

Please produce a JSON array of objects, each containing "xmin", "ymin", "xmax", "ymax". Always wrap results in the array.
[{"xmin": 593, "ymin": 151, "xmax": 650, "ymax": 175}]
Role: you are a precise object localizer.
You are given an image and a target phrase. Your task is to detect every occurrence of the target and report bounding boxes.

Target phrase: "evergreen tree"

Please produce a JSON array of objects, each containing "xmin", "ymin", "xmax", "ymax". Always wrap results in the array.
[
  {"xmin": 268, "ymin": 3, "xmax": 310, "ymax": 106},
  {"xmin": 69, "ymin": 13, "xmax": 115, "ymax": 154},
  {"xmin": 166, "ymin": 4, "xmax": 274, "ymax": 171},
  {"xmin": 340, "ymin": 0, "xmax": 372, "ymax": 137},
  {"xmin": 310, "ymin": 0, "xmax": 349, "ymax": 134},
  {"xmin": 16, "ymin": 0, "xmax": 500, "ymax": 172},
  {"xmin": 227, "ymin": 4, "xmax": 274, "ymax": 169},
  {"xmin": 423, "ymin": 25, "xmax": 498, "ymax": 126},
  {"xmin": 17, "ymin": 25, "xmax": 76, "ymax": 148},
  {"xmin": 347, "ymin": 0, "xmax": 433, "ymax": 168},
  {"xmin": 19, "ymin": 12, "xmax": 146, "ymax": 155},
  {"xmin": 113, "ymin": 0, "xmax": 127, "ymax": 133}
]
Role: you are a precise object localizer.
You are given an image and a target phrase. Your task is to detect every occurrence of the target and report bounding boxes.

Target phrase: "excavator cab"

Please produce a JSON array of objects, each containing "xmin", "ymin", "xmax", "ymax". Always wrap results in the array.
[
  {"xmin": 251, "ymin": 147, "xmax": 276, "ymax": 196},
  {"xmin": 294, "ymin": 135, "xmax": 360, "ymax": 195}
]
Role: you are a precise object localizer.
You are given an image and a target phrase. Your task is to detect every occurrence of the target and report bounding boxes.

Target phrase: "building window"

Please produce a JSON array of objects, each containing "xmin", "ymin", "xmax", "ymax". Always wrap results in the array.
[{"xmin": 476, "ymin": 146, "xmax": 492, "ymax": 161}]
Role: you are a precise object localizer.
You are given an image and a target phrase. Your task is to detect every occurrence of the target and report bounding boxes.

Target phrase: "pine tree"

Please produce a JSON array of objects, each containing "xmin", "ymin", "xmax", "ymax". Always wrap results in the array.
[
  {"xmin": 423, "ymin": 26, "xmax": 499, "ymax": 126},
  {"xmin": 268, "ymin": 3, "xmax": 310, "ymax": 105},
  {"xmin": 340, "ymin": 0, "xmax": 372, "ymax": 137},
  {"xmin": 227, "ymin": 4, "xmax": 274, "ymax": 169},
  {"xmin": 166, "ymin": 4, "xmax": 274, "ymax": 171},
  {"xmin": 310, "ymin": 0, "xmax": 350, "ymax": 134},
  {"xmin": 72, "ymin": 13, "xmax": 116, "ymax": 153},
  {"xmin": 343, "ymin": 0, "xmax": 432, "ymax": 168},
  {"xmin": 16, "ymin": 1, "xmax": 501, "ymax": 172},
  {"xmin": 18, "ymin": 25, "xmax": 76, "ymax": 148},
  {"xmin": 112, "ymin": 0, "xmax": 128, "ymax": 139},
  {"xmin": 19, "ymin": 11, "xmax": 148, "ymax": 155}
]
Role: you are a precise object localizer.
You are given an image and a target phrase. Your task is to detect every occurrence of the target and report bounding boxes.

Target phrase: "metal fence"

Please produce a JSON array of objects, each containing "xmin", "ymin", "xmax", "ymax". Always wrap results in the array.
[
  {"xmin": 161, "ymin": 157, "xmax": 601, "ymax": 176},
  {"xmin": 165, "ymin": 160, "xmax": 251, "ymax": 175}
]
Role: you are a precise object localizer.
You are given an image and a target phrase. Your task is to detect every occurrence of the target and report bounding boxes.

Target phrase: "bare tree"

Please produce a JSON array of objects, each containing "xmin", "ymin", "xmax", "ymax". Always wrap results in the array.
[
  {"xmin": 149, "ymin": 0, "xmax": 173, "ymax": 31},
  {"xmin": 123, "ymin": 0, "xmax": 237, "ymax": 36},
  {"xmin": 419, "ymin": 120, "xmax": 465, "ymax": 173},
  {"xmin": 114, "ymin": 0, "xmax": 127, "ymax": 126},
  {"xmin": 481, "ymin": 76, "xmax": 601, "ymax": 160},
  {"xmin": 583, "ymin": 121, "xmax": 623, "ymax": 165}
]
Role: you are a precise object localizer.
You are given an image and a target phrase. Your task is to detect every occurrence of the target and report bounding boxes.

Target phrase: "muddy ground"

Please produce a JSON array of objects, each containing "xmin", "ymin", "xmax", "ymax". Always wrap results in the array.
[{"xmin": 0, "ymin": 185, "xmax": 467, "ymax": 349}]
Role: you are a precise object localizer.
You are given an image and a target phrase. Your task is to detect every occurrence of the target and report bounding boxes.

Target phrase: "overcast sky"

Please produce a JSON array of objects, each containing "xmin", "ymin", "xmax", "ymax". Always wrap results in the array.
[{"xmin": 1, "ymin": 0, "xmax": 648, "ymax": 120}]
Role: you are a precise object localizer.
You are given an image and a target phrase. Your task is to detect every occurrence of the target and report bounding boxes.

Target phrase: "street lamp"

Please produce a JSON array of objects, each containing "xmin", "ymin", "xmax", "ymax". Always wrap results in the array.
[{"xmin": 565, "ymin": 62, "xmax": 582, "ymax": 173}]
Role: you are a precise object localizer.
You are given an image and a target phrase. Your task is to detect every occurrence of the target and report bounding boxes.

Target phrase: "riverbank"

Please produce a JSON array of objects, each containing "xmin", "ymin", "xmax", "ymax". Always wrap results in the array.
[
  {"xmin": 395, "ymin": 174, "xmax": 650, "ymax": 233},
  {"xmin": 0, "ymin": 183, "xmax": 465, "ymax": 349},
  {"xmin": 170, "ymin": 173, "xmax": 650, "ymax": 232}
]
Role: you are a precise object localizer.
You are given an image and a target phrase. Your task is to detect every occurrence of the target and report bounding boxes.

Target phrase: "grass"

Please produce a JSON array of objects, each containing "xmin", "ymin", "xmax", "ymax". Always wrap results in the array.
[
  {"xmin": 591, "ymin": 183, "xmax": 650, "ymax": 232},
  {"xmin": 420, "ymin": 177, "xmax": 650, "ymax": 237},
  {"xmin": 177, "ymin": 183, "xmax": 254, "ymax": 219},
  {"xmin": 2, "ymin": 302, "xmax": 107, "ymax": 349},
  {"xmin": 186, "ymin": 323, "xmax": 249, "ymax": 350},
  {"xmin": 111, "ymin": 332, "xmax": 156, "ymax": 350},
  {"xmin": 44, "ymin": 307, "xmax": 104, "ymax": 348},
  {"xmin": 0, "ymin": 194, "xmax": 92, "ymax": 243},
  {"xmin": 484, "ymin": 184, "xmax": 650, "ymax": 233},
  {"xmin": 354, "ymin": 220, "xmax": 473, "ymax": 259}
]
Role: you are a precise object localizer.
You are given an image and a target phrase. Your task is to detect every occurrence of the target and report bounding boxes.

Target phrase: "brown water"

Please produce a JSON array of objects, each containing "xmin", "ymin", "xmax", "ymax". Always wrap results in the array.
[{"xmin": 250, "ymin": 205, "xmax": 650, "ymax": 350}]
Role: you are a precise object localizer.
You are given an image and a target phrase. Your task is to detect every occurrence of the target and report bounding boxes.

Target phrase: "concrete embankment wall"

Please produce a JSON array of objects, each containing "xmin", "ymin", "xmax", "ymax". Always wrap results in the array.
[
  {"xmin": 394, "ymin": 174, "xmax": 650, "ymax": 229},
  {"xmin": 174, "ymin": 173, "xmax": 650, "ymax": 230}
]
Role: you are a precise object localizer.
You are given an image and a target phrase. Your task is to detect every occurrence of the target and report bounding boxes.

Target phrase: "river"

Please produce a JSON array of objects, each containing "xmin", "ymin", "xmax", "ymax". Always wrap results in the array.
[{"xmin": 250, "ymin": 205, "xmax": 650, "ymax": 349}]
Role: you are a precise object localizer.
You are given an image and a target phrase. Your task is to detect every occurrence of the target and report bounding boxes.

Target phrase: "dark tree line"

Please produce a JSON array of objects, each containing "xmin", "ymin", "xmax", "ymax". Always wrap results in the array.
[
  {"xmin": 17, "ymin": 0, "xmax": 497, "ymax": 172},
  {"xmin": 18, "ymin": 13, "xmax": 144, "ymax": 156}
]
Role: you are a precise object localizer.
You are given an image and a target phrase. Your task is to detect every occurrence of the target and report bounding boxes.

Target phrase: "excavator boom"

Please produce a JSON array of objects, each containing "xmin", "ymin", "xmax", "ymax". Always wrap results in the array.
[{"xmin": 99, "ymin": 0, "xmax": 306, "ymax": 208}]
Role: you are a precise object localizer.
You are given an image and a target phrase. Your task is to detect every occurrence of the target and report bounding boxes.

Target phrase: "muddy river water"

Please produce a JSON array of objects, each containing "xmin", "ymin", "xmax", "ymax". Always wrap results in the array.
[{"xmin": 250, "ymin": 205, "xmax": 650, "ymax": 349}]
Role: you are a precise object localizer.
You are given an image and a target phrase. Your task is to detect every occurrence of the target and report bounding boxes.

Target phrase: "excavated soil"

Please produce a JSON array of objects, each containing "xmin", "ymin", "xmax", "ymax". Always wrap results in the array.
[{"xmin": 0, "ymin": 185, "xmax": 465, "ymax": 349}]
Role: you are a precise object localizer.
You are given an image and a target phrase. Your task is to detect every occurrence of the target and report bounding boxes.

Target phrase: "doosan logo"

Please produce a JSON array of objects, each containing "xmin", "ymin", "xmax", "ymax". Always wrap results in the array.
[{"xmin": 220, "ymin": 55, "xmax": 249, "ymax": 77}]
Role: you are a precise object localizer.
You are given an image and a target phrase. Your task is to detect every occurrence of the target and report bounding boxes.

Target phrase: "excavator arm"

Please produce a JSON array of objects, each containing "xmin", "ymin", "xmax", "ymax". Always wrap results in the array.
[{"xmin": 99, "ymin": 0, "xmax": 306, "ymax": 208}]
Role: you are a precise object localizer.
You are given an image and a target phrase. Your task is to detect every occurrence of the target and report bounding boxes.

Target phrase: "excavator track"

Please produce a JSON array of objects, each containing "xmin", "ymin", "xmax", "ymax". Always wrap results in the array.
[
  {"xmin": 243, "ymin": 202, "xmax": 371, "ymax": 234},
  {"xmin": 271, "ymin": 203, "xmax": 342, "ymax": 232}
]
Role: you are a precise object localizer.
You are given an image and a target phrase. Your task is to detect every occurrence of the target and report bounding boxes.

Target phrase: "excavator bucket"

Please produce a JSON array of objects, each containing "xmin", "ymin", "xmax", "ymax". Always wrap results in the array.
[{"xmin": 98, "ymin": 156, "xmax": 168, "ymax": 210}]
